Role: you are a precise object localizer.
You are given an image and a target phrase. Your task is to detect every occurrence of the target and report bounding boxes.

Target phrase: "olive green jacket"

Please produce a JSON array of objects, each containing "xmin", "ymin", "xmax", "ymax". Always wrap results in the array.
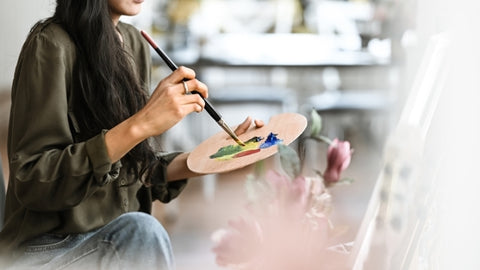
[{"xmin": 0, "ymin": 20, "xmax": 187, "ymax": 257}]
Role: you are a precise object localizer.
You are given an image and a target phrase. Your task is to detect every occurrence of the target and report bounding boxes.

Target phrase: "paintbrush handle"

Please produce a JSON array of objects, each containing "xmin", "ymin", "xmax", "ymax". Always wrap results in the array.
[
  {"xmin": 191, "ymin": 91, "xmax": 222, "ymax": 122},
  {"xmin": 141, "ymin": 30, "xmax": 178, "ymax": 70},
  {"xmin": 153, "ymin": 47, "xmax": 178, "ymax": 71}
]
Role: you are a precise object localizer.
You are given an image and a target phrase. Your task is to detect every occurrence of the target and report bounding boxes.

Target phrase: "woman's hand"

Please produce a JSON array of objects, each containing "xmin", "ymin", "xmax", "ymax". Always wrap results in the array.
[
  {"xmin": 105, "ymin": 66, "xmax": 208, "ymax": 163},
  {"xmin": 136, "ymin": 66, "xmax": 208, "ymax": 138}
]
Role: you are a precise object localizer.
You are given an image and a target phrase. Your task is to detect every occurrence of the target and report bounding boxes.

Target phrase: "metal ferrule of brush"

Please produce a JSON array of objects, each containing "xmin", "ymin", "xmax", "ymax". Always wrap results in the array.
[{"xmin": 217, "ymin": 119, "xmax": 245, "ymax": 146}]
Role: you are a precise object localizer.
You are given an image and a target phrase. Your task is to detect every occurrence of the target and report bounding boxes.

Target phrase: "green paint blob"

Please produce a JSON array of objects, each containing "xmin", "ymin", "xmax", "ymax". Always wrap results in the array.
[{"xmin": 209, "ymin": 136, "xmax": 262, "ymax": 160}]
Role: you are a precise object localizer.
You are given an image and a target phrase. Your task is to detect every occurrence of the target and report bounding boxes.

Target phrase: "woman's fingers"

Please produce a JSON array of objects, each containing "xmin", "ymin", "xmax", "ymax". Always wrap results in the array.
[
  {"xmin": 234, "ymin": 117, "xmax": 265, "ymax": 135},
  {"xmin": 182, "ymin": 79, "xmax": 208, "ymax": 99},
  {"xmin": 188, "ymin": 103, "xmax": 204, "ymax": 113},
  {"xmin": 253, "ymin": 119, "xmax": 265, "ymax": 128},
  {"xmin": 168, "ymin": 66, "xmax": 196, "ymax": 82},
  {"xmin": 165, "ymin": 66, "xmax": 209, "ymax": 98},
  {"xmin": 140, "ymin": 74, "xmax": 208, "ymax": 136},
  {"xmin": 234, "ymin": 117, "xmax": 252, "ymax": 135},
  {"xmin": 182, "ymin": 93, "xmax": 205, "ymax": 109}
]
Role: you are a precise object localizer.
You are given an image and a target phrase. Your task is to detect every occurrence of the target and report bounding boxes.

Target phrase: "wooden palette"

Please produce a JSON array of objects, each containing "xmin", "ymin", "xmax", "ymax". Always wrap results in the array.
[{"xmin": 187, "ymin": 113, "xmax": 307, "ymax": 174}]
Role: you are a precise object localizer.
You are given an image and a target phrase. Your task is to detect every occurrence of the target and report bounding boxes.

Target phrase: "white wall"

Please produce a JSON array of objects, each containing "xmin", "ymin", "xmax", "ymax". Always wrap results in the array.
[{"xmin": 0, "ymin": 0, "xmax": 55, "ymax": 90}]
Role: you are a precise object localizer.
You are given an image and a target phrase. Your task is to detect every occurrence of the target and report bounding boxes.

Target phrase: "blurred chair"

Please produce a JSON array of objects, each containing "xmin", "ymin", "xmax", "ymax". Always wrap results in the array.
[
  {"xmin": 0, "ymin": 156, "xmax": 5, "ymax": 230},
  {"xmin": 303, "ymin": 66, "xmax": 393, "ymax": 144},
  {"xmin": 305, "ymin": 88, "xmax": 392, "ymax": 139}
]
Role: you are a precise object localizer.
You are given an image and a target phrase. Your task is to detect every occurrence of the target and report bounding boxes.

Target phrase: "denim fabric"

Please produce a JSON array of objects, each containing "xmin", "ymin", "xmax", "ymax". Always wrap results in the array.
[{"xmin": 8, "ymin": 212, "xmax": 174, "ymax": 270}]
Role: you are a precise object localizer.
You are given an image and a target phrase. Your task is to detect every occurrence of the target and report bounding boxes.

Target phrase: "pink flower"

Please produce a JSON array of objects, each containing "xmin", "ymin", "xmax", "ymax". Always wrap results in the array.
[
  {"xmin": 212, "ymin": 217, "xmax": 263, "ymax": 267},
  {"xmin": 264, "ymin": 171, "xmax": 309, "ymax": 217},
  {"xmin": 323, "ymin": 138, "xmax": 353, "ymax": 184}
]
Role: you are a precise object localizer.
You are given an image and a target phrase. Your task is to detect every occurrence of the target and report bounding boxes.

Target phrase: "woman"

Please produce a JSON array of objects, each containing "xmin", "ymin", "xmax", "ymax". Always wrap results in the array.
[{"xmin": 0, "ymin": 0, "xmax": 262, "ymax": 269}]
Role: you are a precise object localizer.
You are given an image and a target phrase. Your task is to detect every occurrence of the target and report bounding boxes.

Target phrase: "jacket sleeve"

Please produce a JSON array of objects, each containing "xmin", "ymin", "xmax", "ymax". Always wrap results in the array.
[
  {"xmin": 8, "ymin": 25, "xmax": 118, "ymax": 212},
  {"xmin": 148, "ymin": 152, "xmax": 188, "ymax": 203}
]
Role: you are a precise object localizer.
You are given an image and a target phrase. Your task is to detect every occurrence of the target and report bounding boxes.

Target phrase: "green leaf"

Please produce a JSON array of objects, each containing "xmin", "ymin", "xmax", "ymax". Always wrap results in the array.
[
  {"xmin": 278, "ymin": 144, "xmax": 301, "ymax": 179},
  {"xmin": 310, "ymin": 110, "xmax": 322, "ymax": 138},
  {"xmin": 253, "ymin": 160, "xmax": 266, "ymax": 179}
]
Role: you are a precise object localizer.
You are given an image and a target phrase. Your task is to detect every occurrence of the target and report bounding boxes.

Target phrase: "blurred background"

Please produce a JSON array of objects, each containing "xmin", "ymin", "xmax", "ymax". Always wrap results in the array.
[{"xmin": 1, "ymin": 0, "xmax": 479, "ymax": 269}]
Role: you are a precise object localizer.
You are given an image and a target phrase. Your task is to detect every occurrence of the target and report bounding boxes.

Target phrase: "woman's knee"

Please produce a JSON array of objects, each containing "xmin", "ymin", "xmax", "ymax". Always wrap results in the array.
[
  {"xmin": 110, "ymin": 212, "xmax": 171, "ymax": 245},
  {"xmin": 114, "ymin": 212, "xmax": 167, "ymax": 236},
  {"xmin": 103, "ymin": 212, "xmax": 174, "ymax": 268}
]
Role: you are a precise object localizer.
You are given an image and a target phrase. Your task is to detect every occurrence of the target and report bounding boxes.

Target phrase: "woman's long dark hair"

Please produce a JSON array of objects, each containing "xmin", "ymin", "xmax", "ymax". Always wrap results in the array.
[{"xmin": 54, "ymin": 0, "xmax": 156, "ymax": 182}]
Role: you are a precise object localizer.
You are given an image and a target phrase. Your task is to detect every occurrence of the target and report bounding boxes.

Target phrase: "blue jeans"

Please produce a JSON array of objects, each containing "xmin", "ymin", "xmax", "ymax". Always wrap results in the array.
[{"xmin": 8, "ymin": 212, "xmax": 175, "ymax": 270}]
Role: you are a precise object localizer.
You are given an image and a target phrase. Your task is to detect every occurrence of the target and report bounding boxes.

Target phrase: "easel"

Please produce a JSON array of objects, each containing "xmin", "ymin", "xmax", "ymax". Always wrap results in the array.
[{"xmin": 347, "ymin": 33, "xmax": 450, "ymax": 270}]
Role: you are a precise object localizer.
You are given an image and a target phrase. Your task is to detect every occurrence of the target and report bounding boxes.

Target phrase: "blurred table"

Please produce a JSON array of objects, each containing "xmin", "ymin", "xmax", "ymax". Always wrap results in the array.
[{"xmin": 156, "ymin": 33, "xmax": 390, "ymax": 68}]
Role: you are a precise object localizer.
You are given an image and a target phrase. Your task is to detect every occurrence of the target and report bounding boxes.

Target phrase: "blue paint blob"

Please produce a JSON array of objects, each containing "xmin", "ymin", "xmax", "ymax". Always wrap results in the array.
[{"xmin": 259, "ymin": 132, "xmax": 283, "ymax": 149}]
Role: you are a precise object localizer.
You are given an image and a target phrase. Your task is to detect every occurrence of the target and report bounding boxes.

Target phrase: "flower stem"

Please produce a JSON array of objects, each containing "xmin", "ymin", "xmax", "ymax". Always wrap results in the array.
[{"xmin": 309, "ymin": 135, "xmax": 333, "ymax": 145}]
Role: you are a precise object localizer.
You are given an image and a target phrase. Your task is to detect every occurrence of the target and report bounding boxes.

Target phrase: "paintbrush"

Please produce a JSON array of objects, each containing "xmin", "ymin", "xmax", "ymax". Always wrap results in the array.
[{"xmin": 140, "ymin": 30, "xmax": 246, "ymax": 146}]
